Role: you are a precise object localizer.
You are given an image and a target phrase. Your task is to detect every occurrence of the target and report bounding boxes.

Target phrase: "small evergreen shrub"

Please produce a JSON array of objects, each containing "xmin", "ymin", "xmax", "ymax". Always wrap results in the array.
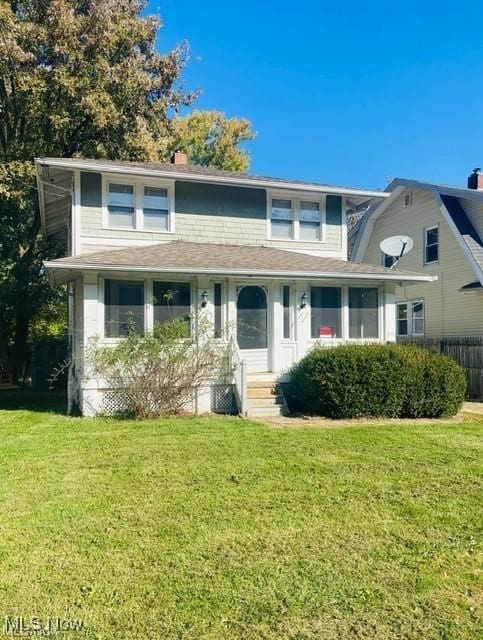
[{"xmin": 288, "ymin": 343, "xmax": 466, "ymax": 419}]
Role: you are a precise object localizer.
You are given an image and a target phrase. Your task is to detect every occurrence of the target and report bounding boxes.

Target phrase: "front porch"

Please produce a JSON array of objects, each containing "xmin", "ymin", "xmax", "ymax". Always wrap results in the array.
[{"xmin": 43, "ymin": 240, "xmax": 435, "ymax": 417}]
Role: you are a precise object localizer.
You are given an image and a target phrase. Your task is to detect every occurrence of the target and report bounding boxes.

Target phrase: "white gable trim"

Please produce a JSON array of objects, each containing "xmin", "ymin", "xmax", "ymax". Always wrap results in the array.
[{"xmin": 431, "ymin": 187, "xmax": 483, "ymax": 285}]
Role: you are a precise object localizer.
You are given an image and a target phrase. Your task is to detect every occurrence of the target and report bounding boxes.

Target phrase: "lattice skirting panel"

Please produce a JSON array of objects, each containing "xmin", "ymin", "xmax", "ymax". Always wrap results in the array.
[
  {"xmin": 101, "ymin": 390, "xmax": 130, "ymax": 415},
  {"xmin": 211, "ymin": 385, "xmax": 237, "ymax": 414}
]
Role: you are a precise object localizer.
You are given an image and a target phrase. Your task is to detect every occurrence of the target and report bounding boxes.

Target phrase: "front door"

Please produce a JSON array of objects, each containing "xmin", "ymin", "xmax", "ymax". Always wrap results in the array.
[{"xmin": 236, "ymin": 285, "xmax": 269, "ymax": 372}]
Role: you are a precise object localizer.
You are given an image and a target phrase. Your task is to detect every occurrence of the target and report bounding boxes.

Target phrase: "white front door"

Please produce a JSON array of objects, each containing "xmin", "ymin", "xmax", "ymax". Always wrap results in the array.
[{"xmin": 236, "ymin": 285, "xmax": 269, "ymax": 372}]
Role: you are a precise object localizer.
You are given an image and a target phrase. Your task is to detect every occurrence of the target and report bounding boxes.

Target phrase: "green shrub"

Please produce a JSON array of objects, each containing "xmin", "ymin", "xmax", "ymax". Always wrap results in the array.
[{"xmin": 288, "ymin": 343, "xmax": 466, "ymax": 419}]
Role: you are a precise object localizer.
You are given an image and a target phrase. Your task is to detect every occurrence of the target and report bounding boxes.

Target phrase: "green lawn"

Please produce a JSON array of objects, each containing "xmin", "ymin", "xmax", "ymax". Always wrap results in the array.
[{"xmin": 0, "ymin": 406, "xmax": 481, "ymax": 639}]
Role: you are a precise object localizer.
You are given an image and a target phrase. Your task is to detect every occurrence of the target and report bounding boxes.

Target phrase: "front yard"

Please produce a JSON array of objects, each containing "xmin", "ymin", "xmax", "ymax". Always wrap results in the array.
[{"xmin": 0, "ymin": 405, "xmax": 481, "ymax": 639}]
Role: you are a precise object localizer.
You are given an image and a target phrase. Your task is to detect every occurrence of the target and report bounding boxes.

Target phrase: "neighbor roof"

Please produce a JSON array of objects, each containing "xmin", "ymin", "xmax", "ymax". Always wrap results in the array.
[
  {"xmin": 351, "ymin": 177, "xmax": 483, "ymax": 284},
  {"xmin": 44, "ymin": 240, "xmax": 435, "ymax": 286}
]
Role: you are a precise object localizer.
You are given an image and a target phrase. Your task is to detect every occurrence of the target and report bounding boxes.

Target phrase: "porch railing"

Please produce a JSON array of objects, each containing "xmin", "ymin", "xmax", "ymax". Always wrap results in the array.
[{"xmin": 228, "ymin": 335, "xmax": 247, "ymax": 415}]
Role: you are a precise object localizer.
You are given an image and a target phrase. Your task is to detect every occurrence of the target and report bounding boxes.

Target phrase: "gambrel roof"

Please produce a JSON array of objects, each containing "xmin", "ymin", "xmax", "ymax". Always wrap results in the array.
[{"xmin": 352, "ymin": 178, "xmax": 483, "ymax": 285}]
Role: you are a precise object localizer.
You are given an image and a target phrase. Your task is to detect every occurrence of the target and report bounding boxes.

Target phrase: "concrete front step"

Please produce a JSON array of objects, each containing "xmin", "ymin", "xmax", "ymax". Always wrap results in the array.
[
  {"xmin": 247, "ymin": 387, "xmax": 278, "ymax": 399},
  {"xmin": 247, "ymin": 405, "xmax": 289, "ymax": 417},
  {"xmin": 249, "ymin": 396, "xmax": 285, "ymax": 408},
  {"xmin": 245, "ymin": 373, "xmax": 288, "ymax": 417}
]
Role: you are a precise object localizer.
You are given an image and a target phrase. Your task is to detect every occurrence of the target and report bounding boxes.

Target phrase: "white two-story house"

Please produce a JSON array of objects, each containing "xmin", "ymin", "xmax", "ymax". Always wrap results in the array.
[{"xmin": 36, "ymin": 153, "xmax": 434, "ymax": 417}]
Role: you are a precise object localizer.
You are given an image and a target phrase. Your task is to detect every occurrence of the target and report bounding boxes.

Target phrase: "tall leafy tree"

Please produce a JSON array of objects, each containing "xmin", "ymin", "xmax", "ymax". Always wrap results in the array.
[
  {"xmin": 170, "ymin": 110, "xmax": 255, "ymax": 171},
  {"xmin": 0, "ymin": 0, "xmax": 254, "ymax": 382}
]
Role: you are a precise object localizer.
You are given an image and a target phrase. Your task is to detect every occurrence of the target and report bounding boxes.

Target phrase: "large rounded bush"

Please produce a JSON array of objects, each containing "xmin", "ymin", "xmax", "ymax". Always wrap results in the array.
[{"xmin": 287, "ymin": 344, "xmax": 466, "ymax": 419}]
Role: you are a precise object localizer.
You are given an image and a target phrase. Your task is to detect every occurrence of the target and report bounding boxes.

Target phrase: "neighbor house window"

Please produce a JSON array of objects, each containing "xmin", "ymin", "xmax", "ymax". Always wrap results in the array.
[
  {"xmin": 105, "ymin": 279, "xmax": 144, "ymax": 337},
  {"xmin": 404, "ymin": 192, "xmax": 412, "ymax": 207},
  {"xmin": 153, "ymin": 282, "xmax": 191, "ymax": 333},
  {"xmin": 382, "ymin": 252, "xmax": 396, "ymax": 268},
  {"xmin": 397, "ymin": 300, "xmax": 424, "ymax": 336},
  {"xmin": 271, "ymin": 199, "xmax": 293, "ymax": 238},
  {"xmin": 282, "ymin": 285, "xmax": 291, "ymax": 339},
  {"xmin": 311, "ymin": 287, "xmax": 341, "ymax": 338},
  {"xmin": 107, "ymin": 183, "xmax": 135, "ymax": 228},
  {"xmin": 300, "ymin": 201, "xmax": 321, "ymax": 240},
  {"xmin": 143, "ymin": 186, "xmax": 169, "ymax": 230},
  {"xmin": 424, "ymin": 226, "xmax": 439, "ymax": 264},
  {"xmin": 349, "ymin": 287, "xmax": 379, "ymax": 338}
]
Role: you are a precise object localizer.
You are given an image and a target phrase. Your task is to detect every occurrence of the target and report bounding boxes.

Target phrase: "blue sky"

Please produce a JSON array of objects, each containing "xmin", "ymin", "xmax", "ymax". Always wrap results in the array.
[{"xmin": 149, "ymin": 1, "xmax": 483, "ymax": 190}]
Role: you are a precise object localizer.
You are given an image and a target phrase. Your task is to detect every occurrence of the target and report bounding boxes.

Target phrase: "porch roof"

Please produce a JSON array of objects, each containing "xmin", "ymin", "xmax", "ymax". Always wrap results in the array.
[{"xmin": 44, "ymin": 241, "xmax": 436, "ymax": 286}]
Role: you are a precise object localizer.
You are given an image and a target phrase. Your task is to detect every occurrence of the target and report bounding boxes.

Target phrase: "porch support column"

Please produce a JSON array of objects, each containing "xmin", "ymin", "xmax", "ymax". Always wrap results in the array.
[
  {"xmin": 227, "ymin": 278, "xmax": 237, "ymax": 338},
  {"xmin": 383, "ymin": 285, "xmax": 396, "ymax": 342},
  {"xmin": 81, "ymin": 272, "xmax": 101, "ymax": 417},
  {"xmin": 271, "ymin": 282, "xmax": 282, "ymax": 373},
  {"xmin": 296, "ymin": 281, "xmax": 310, "ymax": 361},
  {"xmin": 196, "ymin": 276, "xmax": 213, "ymax": 414},
  {"xmin": 341, "ymin": 285, "xmax": 349, "ymax": 340}
]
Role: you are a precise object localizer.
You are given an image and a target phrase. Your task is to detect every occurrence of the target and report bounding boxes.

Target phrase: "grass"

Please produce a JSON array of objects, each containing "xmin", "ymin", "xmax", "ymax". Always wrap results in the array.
[{"xmin": 0, "ymin": 403, "xmax": 481, "ymax": 638}]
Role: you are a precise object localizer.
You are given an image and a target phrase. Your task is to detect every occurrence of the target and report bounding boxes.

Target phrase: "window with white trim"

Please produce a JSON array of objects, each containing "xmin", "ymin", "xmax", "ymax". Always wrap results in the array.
[
  {"xmin": 300, "ymin": 201, "xmax": 321, "ymax": 240},
  {"xmin": 271, "ymin": 199, "xmax": 293, "ymax": 238},
  {"xmin": 104, "ymin": 178, "xmax": 174, "ymax": 232},
  {"xmin": 269, "ymin": 196, "xmax": 326, "ymax": 242},
  {"xmin": 143, "ymin": 186, "xmax": 169, "ymax": 230},
  {"xmin": 424, "ymin": 226, "xmax": 439, "ymax": 264},
  {"xmin": 397, "ymin": 300, "xmax": 424, "ymax": 336},
  {"xmin": 107, "ymin": 183, "xmax": 135, "ymax": 228}
]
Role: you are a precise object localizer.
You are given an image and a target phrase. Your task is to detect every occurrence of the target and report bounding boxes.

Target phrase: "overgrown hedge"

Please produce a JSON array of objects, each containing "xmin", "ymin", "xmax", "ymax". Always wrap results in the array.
[{"xmin": 287, "ymin": 344, "xmax": 466, "ymax": 419}]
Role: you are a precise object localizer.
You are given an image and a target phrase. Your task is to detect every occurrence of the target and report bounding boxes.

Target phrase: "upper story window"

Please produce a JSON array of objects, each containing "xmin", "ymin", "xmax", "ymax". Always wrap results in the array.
[
  {"xmin": 271, "ymin": 199, "xmax": 293, "ymax": 238},
  {"xmin": 300, "ymin": 201, "xmax": 321, "ymax": 240},
  {"xmin": 104, "ymin": 177, "xmax": 174, "ymax": 232},
  {"xmin": 404, "ymin": 192, "xmax": 412, "ymax": 207},
  {"xmin": 143, "ymin": 186, "xmax": 169, "ymax": 231},
  {"xmin": 107, "ymin": 183, "xmax": 135, "ymax": 228},
  {"xmin": 269, "ymin": 194, "xmax": 326, "ymax": 242},
  {"xmin": 424, "ymin": 226, "xmax": 439, "ymax": 264}
]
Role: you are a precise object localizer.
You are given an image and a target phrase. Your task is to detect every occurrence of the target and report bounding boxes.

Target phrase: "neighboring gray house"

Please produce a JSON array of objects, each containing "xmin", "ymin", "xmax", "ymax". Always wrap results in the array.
[
  {"xmin": 351, "ymin": 170, "xmax": 483, "ymax": 340},
  {"xmin": 36, "ymin": 154, "xmax": 433, "ymax": 417}
]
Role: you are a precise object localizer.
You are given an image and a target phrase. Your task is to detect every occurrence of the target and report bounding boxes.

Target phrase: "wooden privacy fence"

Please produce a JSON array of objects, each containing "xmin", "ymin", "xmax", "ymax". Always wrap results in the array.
[{"xmin": 398, "ymin": 337, "xmax": 483, "ymax": 400}]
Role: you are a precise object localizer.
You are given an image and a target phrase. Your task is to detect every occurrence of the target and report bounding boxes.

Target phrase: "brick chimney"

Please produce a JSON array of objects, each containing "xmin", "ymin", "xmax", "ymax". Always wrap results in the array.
[
  {"xmin": 467, "ymin": 167, "xmax": 483, "ymax": 190},
  {"xmin": 170, "ymin": 150, "xmax": 188, "ymax": 166}
]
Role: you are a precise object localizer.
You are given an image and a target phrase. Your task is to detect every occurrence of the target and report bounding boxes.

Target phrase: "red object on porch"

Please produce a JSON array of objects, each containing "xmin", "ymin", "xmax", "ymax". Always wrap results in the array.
[{"xmin": 319, "ymin": 326, "xmax": 333, "ymax": 337}]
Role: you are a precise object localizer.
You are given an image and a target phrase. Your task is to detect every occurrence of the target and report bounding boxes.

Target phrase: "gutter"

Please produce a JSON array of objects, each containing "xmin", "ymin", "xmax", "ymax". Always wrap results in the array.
[{"xmin": 43, "ymin": 260, "xmax": 437, "ymax": 284}]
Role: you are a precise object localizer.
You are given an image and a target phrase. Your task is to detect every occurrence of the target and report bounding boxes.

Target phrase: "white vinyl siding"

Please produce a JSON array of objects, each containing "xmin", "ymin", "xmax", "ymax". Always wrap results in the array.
[{"xmin": 361, "ymin": 188, "xmax": 483, "ymax": 338}]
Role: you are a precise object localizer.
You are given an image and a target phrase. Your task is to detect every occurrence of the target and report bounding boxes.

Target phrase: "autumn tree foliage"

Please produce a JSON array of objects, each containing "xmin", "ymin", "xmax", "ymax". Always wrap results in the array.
[{"xmin": 0, "ymin": 0, "xmax": 254, "ymax": 382}]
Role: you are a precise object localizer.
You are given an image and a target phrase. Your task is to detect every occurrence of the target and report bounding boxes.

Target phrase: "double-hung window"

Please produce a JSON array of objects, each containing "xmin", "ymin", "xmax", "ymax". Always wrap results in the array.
[
  {"xmin": 269, "ymin": 196, "xmax": 325, "ymax": 241},
  {"xmin": 271, "ymin": 199, "xmax": 293, "ymax": 238},
  {"xmin": 105, "ymin": 179, "xmax": 173, "ymax": 232},
  {"xmin": 300, "ymin": 201, "xmax": 321, "ymax": 240},
  {"xmin": 424, "ymin": 226, "xmax": 439, "ymax": 264},
  {"xmin": 397, "ymin": 300, "xmax": 424, "ymax": 336},
  {"xmin": 143, "ymin": 186, "xmax": 169, "ymax": 230},
  {"xmin": 107, "ymin": 183, "xmax": 135, "ymax": 228}
]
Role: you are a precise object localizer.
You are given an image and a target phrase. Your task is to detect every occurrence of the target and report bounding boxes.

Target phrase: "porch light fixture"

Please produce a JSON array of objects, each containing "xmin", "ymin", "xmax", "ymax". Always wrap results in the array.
[
  {"xmin": 300, "ymin": 292, "xmax": 308, "ymax": 308},
  {"xmin": 201, "ymin": 290, "xmax": 208, "ymax": 307}
]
